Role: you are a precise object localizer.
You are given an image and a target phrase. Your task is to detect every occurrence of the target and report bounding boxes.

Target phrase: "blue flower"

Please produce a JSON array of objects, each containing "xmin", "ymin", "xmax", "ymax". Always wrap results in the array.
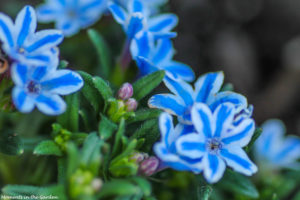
[
  {"xmin": 175, "ymin": 103, "xmax": 257, "ymax": 183},
  {"xmin": 254, "ymin": 119, "xmax": 300, "ymax": 170},
  {"xmin": 0, "ymin": 6, "xmax": 63, "ymax": 66},
  {"xmin": 108, "ymin": 0, "xmax": 177, "ymax": 39},
  {"xmin": 11, "ymin": 63, "xmax": 83, "ymax": 115},
  {"xmin": 130, "ymin": 31, "xmax": 195, "ymax": 81},
  {"xmin": 37, "ymin": 0, "xmax": 107, "ymax": 37},
  {"xmin": 149, "ymin": 72, "xmax": 249, "ymax": 124},
  {"xmin": 115, "ymin": 0, "xmax": 168, "ymax": 15},
  {"xmin": 153, "ymin": 112, "xmax": 203, "ymax": 173}
]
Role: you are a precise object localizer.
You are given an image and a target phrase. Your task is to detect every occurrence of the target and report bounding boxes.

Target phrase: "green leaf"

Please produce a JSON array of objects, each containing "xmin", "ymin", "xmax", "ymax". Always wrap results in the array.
[
  {"xmin": 33, "ymin": 140, "xmax": 62, "ymax": 156},
  {"xmin": 57, "ymin": 93, "xmax": 80, "ymax": 132},
  {"xmin": 111, "ymin": 139, "xmax": 137, "ymax": 166},
  {"xmin": 130, "ymin": 177, "xmax": 152, "ymax": 197},
  {"xmin": 127, "ymin": 109, "xmax": 162, "ymax": 124},
  {"xmin": 112, "ymin": 118, "xmax": 125, "ymax": 157},
  {"xmin": 0, "ymin": 131, "xmax": 23, "ymax": 155},
  {"xmin": 93, "ymin": 76, "xmax": 113, "ymax": 104},
  {"xmin": 245, "ymin": 127, "xmax": 262, "ymax": 152},
  {"xmin": 58, "ymin": 60, "xmax": 69, "ymax": 69},
  {"xmin": 98, "ymin": 114, "xmax": 118, "ymax": 140},
  {"xmin": 217, "ymin": 170, "xmax": 259, "ymax": 198},
  {"xmin": 66, "ymin": 143, "xmax": 79, "ymax": 178},
  {"xmin": 97, "ymin": 180, "xmax": 140, "ymax": 198},
  {"xmin": 88, "ymin": 29, "xmax": 112, "ymax": 79},
  {"xmin": 78, "ymin": 71, "xmax": 103, "ymax": 112},
  {"xmin": 132, "ymin": 70, "xmax": 165, "ymax": 101},
  {"xmin": 198, "ymin": 185, "xmax": 212, "ymax": 200},
  {"xmin": 2, "ymin": 184, "xmax": 67, "ymax": 200}
]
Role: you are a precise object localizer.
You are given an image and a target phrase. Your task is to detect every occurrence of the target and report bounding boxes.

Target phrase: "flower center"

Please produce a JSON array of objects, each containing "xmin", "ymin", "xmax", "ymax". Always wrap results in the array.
[
  {"xmin": 26, "ymin": 80, "xmax": 41, "ymax": 94},
  {"xmin": 207, "ymin": 138, "xmax": 222, "ymax": 154}
]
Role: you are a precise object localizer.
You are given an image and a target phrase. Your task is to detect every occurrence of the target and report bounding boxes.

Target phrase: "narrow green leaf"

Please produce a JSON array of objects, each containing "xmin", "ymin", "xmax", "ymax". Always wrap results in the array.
[
  {"xmin": 78, "ymin": 71, "xmax": 102, "ymax": 112},
  {"xmin": 245, "ymin": 127, "xmax": 262, "ymax": 152},
  {"xmin": 127, "ymin": 109, "xmax": 161, "ymax": 124},
  {"xmin": 33, "ymin": 140, "xmax": 62, "ymax": 156},
  {"xmin": 0, "ymin": 131, "xmax": 24, "ymax": 155},
  {"xmin": 57, "ymin": 93, "xmax": 80, "ymax": 132},
  {"xmin": 111, "ymin": 139, "xmax": 137, "ymax": 166},
  {"xmin": 57, "ymin": 158, "xmax": 67, "ymax": 183},
  {"xmin": 97, "ymin": 180, "xmax": 140, "ymax": 198},
  {"xmin": 66, "ymin": 143, "xmax": 79, "ymax": 178},
  {"xmin": 130, "ymin": 177, "xmax": 152, "ymax": 197},
  {"xmin": 217, "ymin": 170, "xmax": 259, "ymax": 198},
  {"xmin": 93, "ymin": 76, "xmax": 113, "ymax": 103},
  {"xmin": 132, "ymin": 70, "xmax": 165, "ymax": 101},
  {"xmin": 99, "ymin": 114, "xmax": 118, "ymax": 140},
  {"xmin": 88, "ymin": 29, "xmax": 112, "ymax": 79},
  {"xmin": 112, "ymin": 118, "xmax": 125, "ymax": 157},
  {"xmin": 198, "ymin": 185, "xmax": 213, "ymax": 200}
]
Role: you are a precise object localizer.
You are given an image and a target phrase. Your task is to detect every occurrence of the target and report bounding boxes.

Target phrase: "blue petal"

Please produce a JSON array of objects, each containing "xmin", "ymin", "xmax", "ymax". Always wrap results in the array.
[
  {"xmin": 130, "ymin": 31, "xmax": 153, "ymax": 58},
  {"xmin": 191, "ymin": 103, "xmax": 214, "ymax": 138},
  {"xmin": 56, "ymin": 19, "xmax": 81, "ymax": 36},
  {"xmin": 108, "ymin": 2, "xmax": 128, "ymax": 24},
  {"xmin": 163, "ymin": 76, "xmax": 194, "ymax": 106},
  {"xmin": 221, "ymin": 119, "xmax": 255, "ymax": 147},
  {"xmin": 213, "ymin": 103, "xmax": 235, "ymax": 138},
  {"xmin": 176, "ymin": 133, "xmax": 206, "ymax": 159},
  {"xmin": 36, "ymin": 94, "xmax": 66, "ymax": 115},
  {"xmin": 26, "ymin": 30, "xmax": 63, "ymax": 53},
  {"xmin": 25, "ymin": 52, "xmax": 52, "ymax": 66},
  {"xmin": 274, "ymin": 137, "xmax": 300, "ymax": 163},
  {"xmin": 209, "ymin": 91, "xmax": 247, "ymax": 112},
  {"xmin": 128, "ymin": 0, "xmax": 144, "ymax": 13},
  {"xmin": 135, "ymin": 57, "xmax": 157, "ymax": 76},
  {"xmin": 11, "ymin": 64, "xmax": 28, "ymax": 86},
  {"xmin": 81, "ymin": 0, "xmax": 106, "ymax": 13},
  {"xmin": 203, "ymin": 154, "xmax": 226, "ymax": 183},
  {"xmin": 220, "ymin": 146, "xmax": 257, "ymax": 176},
  {"xmin": 0, "ymin": 14, "xmax": 15, "ymax": 48},
  {"xmin": 31, "ymin": 66, "xmax": 48, "ymax": 81},
  {"xmin": 149, "ymin": 14, "xmax": 178, "ymax": 32},
  {"xmin": 152, "ymin": 38, "xmax": 174, "ymax": 65},
  {"xmin": 158, "ymin": 113, "xmax": 174, "ymax": 148},
  {"xmin": 153, "ymin": 32, "xmax": 177, "ymax": 40},
  {"xmin": 36, "ymin": 5, "xmax": 58, "ymax": 22},
  {"xmin": 16, "ymin": 6, "xmax": 37, "ymax": 46},
  {"xmin": 41, "ymin": 70, "xmax": 83, "ymax": 95},
  {"xmin": 149, "ymin": 94, "xmax": 186, "ymax": 117},
  {"xmin": 126, "ymin": 13, "xmax": 144, "ymax": 39},
  {"xmin": 163, "ymin": 61, "xmax": 195, "ymax": 82},
  {"xmin": 195, "ymin": 72, "xmax": 224, "ymax": 103},
  {"xmin": 12, "ymin": 87, "xmax": 35, "ymax": 113}
]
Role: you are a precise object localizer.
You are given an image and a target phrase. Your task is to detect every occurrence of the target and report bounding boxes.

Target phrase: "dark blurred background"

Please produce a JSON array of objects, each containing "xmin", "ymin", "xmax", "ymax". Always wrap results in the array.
[{"xmin": 1, "ymin": 0, "xmax": 299, "ymax": 135}]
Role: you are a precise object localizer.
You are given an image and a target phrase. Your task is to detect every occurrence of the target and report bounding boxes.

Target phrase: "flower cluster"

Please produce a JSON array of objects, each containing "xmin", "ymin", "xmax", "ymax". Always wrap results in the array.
[{"xmin": 0, "ymin": 6, "xmax": 83, "ymax": 115}]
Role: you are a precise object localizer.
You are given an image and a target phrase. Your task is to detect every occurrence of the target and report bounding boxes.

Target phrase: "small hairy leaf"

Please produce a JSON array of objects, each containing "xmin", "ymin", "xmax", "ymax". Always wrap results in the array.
[
  {"xmin": 132, "ymin": 70, "xmax": 165, "ymax": 101},
  {"xmin": 112, "ymin": 118, "xmax": 126, "ymax": 157},
  {"xmin": 33, "ymin": 140, "xmax": 62, "ymax": 156},
  {"xmin": 93, "ymin": 76, "xmax": 113, "ymax": 102},
  {"xmin": 127, "ymin": 109, "xmax": 161, "ymax": 124},
  {"xmin": 99, "ymin": 114, "xmax": 118, "ymax": 140}
]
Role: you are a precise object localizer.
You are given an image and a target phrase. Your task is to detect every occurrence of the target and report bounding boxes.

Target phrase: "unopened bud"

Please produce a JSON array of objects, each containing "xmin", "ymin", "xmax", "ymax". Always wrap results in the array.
[
  {"xmin": 125, "ymin": 98, "xmax": 138, "ymax": 111},
  {"xmin": 118, "ymin": 83, "xmax": 133, "ymax": 100},
  {"xmin": 130, "ymin": 152, "xmax": 149, "ymax": 163},
  {"xmin": 139, "ymin": 156, "xmax": 160, "ymax": 176}
]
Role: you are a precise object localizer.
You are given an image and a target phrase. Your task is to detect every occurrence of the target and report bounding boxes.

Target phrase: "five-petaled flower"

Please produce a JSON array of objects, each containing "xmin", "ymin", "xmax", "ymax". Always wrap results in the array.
[
  {"xmin": 0, "ymin": 6, "xmax": 63, "ymax": 66},
  {"xmin": 155, "ymin": 103, "xmax": 258, "ymax": 183},
  {"xmin": 37, "ymin": 0, "xmax": 108, "ymax": 37},
  {"xmin": 12, "ymin": 63, "xmax": 83, "ymax": 115},
  {"xmin": 108, "ymin": 0, "xmax": 177, "ymax": 39},
  {"xmin": 149, "ymin": 72, "xmax": 250, "ymax": 124},
  {"xmin": 130, "ymin": 31, "xmax": 194, "ymax": 81},
  {"xmin": 254, "ymin": 119, "xmax": 300, "ymax": 170}
]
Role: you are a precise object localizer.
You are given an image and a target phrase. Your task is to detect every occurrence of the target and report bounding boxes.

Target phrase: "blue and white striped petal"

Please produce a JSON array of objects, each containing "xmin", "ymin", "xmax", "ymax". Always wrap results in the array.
[
  {"xmin": 163, "ymin": 61, "xmax": 195, "ymax": 82},
  {"xmin": 203, "ymin": 153, "xmax": 226, "ymax": 183},
  {"xmin": 220, "ymin": 146, "xmax": 257, "ymax": 176},
  {"xmin": 130, "ymin": 31, "xmax": 154, "ymax": 58},
  {"xmin": 128, "ymin": 0, "xmax": 144, "ymax": 13},
  {"xmin": 36, "ymin": 4, "xmax": 58, "ymax": 22},
  {"xmin": 149, "ymin": 14, "xmax": 178, "ymax": 33},
  {"xmin": 221, "ymin": 119, "xmax": 255, "ymax": 147},
  {"xmin": 108, "ymin": 1, "xmax": 128, "ymax": 24},
  {"xmin": 15, "ymin": 6, "xmax": 37, "ymax": 47},
  {"xmin": 0, "ymin": 13, "xmax": 15, "ymax": 48},
  {"xmin": 176, "ymin": 133, "xmax": 206, "ymax": 159},
  {"xmin": 35, "ymin": 94, "xmax": 66, "ymax": 115},
  {"xmin": 12, "ymin": 87, "xmax": 35, "ymax": 113},
  {"xmin": 125, "ymin": 13, "xmax": 144, "ymax": 39},
  {"xmin": 163, "ymin": 77, "xmax": 194, "ymax": 106},
  {"xmin": 213, "ymin": 103, "xmax": 235, "ymax": 138},
  {"xmin": 195, "ymin": 72, "xmax": 224, "ymax": 103},
  {"xmin": 41, "ymin": 70, "xmax": 83, "ymax": 95},
  {"xmin": 158, "ymin": 112, "xmax": 174, "ymax": 148},
  {"xmin": 152, "ymin": 38, "xmax": 174, "ymax": 65},
  {"xmin": 191, "ymin": 103, "xmax": 215, "ymax": 138},
  {"xmin": 11, "ymin": 64, "xmax": 28, "ymax": 86},
  {"xmin": 135, "ymin": 57, "xmax": 157, "ymax": 75}
]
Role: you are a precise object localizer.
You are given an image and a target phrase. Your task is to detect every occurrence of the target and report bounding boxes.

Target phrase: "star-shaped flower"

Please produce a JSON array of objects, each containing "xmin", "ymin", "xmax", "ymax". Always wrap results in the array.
[
  {"xmin": 254, "ymin": 119, "xmax": 300, "ymax": 170},
  {"xmin": 0, "ymin": 6, "xmax": 63, "ymax": 66},
  {"xmin": 130, "ymin": 31, "xmax": 194, "ymax": 81},
  {"xmin": 149, "ymin": 72, "xmax": 249, "ymax": 124},
  {"xmin": 11, "ymin": 63, "xmax": 83, "ymax": 115},
  {"xmin": 175, "ymin": 103, "xmax": 257, "ymax": 183},
  {"xmin": 108, "ymin": 0, "xmax": 177, "ymax": 39},
  {"xmin": 37, "ymin": 0, "xmax": 108, "ymax": 37}
]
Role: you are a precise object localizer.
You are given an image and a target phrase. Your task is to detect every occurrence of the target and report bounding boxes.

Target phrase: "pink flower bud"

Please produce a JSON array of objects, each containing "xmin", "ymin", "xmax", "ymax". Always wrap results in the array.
[
  {"xmin": 125, "ymin": 98, "xmax": 138, "ymax": 111},
  {"xmin": 118, "ymin": 83, "xmax": 133, "ymax": 100},
  {"xmin": 139, "ymin": 156, "xmax": 160, "ymax": 176},
  {"xmin": 130, "ymin": 152, "xmax": 149, "ymax": 163}
]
